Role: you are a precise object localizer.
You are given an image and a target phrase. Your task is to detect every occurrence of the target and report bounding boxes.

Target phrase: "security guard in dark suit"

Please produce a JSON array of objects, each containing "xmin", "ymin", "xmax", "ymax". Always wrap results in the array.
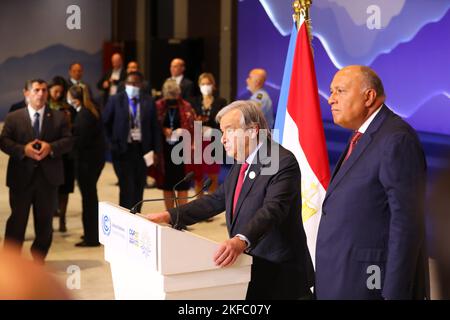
[{"xmin": 0, "ymin": 79, "xmax": 72, "ymax": 261}]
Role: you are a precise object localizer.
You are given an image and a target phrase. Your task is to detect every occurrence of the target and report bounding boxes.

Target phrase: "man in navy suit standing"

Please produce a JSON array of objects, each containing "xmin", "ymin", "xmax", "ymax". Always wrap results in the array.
[
  {"xmin": 103, "ymin": 71, "xmax": 160, "ymax": 212},
  {"xmin": 143, "ymin": 100, "xmax": 314, "ymax": 299},
  {"xmin": 316, "ymin": 65, "xmax": 428, "ymax": 299}
]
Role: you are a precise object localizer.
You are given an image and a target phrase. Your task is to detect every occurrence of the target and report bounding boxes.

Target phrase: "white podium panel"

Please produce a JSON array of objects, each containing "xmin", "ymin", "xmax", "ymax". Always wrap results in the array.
[{"xmin": 98, "ymin": 202, "xmax": 252, "ymax": 300}]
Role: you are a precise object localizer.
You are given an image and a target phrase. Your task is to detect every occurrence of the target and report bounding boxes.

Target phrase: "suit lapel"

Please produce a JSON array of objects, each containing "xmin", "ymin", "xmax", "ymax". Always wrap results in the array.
[
  {"xmin": 324, "ymin": 106, "xmax": 390, "ymax": 202},
  {"xmin": 230, "ymin": 162, "xmax": 262, "ymax": 232},
  {"xmin": 20, "ymin": 108, "xmax": 35, "ymax": 140},
  {"xmin": 226, "ymin": 164, "xmax": 240, "ymax": 230},
  {"xmin": 230, "ymin": 142, "xmax": 271, "ymax": 232}
]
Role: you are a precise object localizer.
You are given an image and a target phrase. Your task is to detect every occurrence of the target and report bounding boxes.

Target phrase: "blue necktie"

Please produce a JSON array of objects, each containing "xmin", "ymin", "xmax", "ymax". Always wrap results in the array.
[{"xmin": 33, "ymin": 112, "xmax": 40, "ymax": 138}]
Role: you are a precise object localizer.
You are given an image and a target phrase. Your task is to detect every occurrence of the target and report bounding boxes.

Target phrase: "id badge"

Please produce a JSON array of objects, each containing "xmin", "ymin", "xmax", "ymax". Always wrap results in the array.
[
  {"xmin": 130, "ymin": 128, "xmax": 142, "ymax": 141},
  {"xmin": 166, "ymin": 132, "xmax": 178, "ymax": 145}
]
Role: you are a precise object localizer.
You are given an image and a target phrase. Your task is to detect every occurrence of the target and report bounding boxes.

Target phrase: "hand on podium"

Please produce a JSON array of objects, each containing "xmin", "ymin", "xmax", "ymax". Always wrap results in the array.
[
  {"xmin": 141, "ymin": 211, "xmax": 171, "ymax": 224},
  {"xmin": 213, "ymin": 237, "xmax": 247, "ymax": 268}
]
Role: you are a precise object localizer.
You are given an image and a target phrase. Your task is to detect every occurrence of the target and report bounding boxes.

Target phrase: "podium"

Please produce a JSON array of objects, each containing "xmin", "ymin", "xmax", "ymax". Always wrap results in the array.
[{"xmin": 98, "ymin": 202, "xmax": 252, "ymax": 300}]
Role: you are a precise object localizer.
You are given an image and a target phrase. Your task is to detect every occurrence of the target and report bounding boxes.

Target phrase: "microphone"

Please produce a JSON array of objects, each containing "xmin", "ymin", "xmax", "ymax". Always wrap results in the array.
[
  {"xmin": 129, "ymin": 177, "xmax": 211, "ymax": 214},
  {"xmin": 129, "ymin": 175, "xmax": 212, "ymax": 229},
  {"xmin": 129, "ymin": 172, "xmax": 194, "ymax": 214},
  {"xmin": 173, "ymin": 177, "xmax": 212, "ymax": 230},
  {"xmin": 172, "ymin": 171, "xmax": 194, "ymax": 230}
]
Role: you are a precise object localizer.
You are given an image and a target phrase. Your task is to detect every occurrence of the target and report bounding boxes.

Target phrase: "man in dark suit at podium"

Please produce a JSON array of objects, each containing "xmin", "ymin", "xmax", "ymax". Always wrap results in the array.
[
  {"xmin": 315, "ymin": 66, "xmax": 428, "ymax": 300},
  {"xmin": 0, "ymin": 79, "xmax": 72, "ymax": 261},
  {"xmin": 143, "ymin": 100, "xmax": 314, "ymax": 300}
]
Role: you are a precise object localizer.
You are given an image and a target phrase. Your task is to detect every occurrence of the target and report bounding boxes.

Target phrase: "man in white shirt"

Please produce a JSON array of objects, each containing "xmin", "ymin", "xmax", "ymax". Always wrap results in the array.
[
  {"xmin": 168, "ymin": 58, "xmax": 194, "ymax": 100},
  {"xmin": 67, "ymin": 62, "xmax": 93, "ymax": 98},
  {"xmin": 97, "ymin": 53, "xmax": 127, "ymax": 106},
  {"xmin": 0, "ymin": 79, "xmax": 72, "ymax": 262}
]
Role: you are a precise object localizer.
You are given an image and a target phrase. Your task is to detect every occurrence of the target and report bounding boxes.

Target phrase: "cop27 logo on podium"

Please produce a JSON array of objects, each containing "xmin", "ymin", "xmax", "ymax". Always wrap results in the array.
[{"xmin": 102, "ymin": 214, "xmax": 111, "ymax": 236}]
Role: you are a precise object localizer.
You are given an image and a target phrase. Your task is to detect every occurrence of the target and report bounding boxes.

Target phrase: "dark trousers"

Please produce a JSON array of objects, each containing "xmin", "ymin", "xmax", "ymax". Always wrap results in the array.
[
  {"xmin": 5, "ymin": 167, "xmax": 57, "ymax": 260},
  {"xmin": 76, "ymin": 157, "xmax": 105, "ymax": 244},
  {"xmin": 112, "ymin": 143, "xmax": 146, "ymax": 211},
  {"xmin": 246, "ymin": 256, "xmax": 312, "ymax": 300}
]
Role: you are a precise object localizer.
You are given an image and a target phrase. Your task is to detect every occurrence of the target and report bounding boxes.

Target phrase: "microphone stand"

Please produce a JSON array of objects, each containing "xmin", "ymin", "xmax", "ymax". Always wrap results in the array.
[
  {"xmin": 129, "ymin": 179, "xmax": 212, "ymax": 231},
  {"xmin": 171, "ymin": 172, "xmax": 194, "ymax": 230}
]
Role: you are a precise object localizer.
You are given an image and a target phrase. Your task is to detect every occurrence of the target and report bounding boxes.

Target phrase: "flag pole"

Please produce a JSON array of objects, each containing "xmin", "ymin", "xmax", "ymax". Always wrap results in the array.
[{"xmin": 293, "ymin": 0, "xmax": 313, "ymax": 44}]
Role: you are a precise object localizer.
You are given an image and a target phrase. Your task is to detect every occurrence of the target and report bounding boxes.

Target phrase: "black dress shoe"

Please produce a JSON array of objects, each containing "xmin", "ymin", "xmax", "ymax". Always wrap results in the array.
[{"xmin": 75, "ymin": 241, "xmax": 100, "ymax": 247}]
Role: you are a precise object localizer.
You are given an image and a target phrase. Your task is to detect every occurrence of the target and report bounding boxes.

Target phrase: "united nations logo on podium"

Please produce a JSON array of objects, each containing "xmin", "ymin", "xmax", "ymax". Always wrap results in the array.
[{"xmin": 102, "ymin": 214, "xmax": 111, "ymax": 236}]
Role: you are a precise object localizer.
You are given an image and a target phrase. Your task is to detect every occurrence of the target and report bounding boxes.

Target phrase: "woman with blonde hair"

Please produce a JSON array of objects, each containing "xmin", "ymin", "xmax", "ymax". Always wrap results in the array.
[{"xmin": 190, "ymin": 73, "xmax": 227, "ymax": 197}]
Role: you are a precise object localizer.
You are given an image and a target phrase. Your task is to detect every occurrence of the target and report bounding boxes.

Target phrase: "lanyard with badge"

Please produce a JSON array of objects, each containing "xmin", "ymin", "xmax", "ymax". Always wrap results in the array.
[
  {"xmin": 129, "ymin": 97, "xmax": 142, "ymax": 141},
  {"xmin": 167, "ymin": 107, "xmax": 179, "ymax": 145}
]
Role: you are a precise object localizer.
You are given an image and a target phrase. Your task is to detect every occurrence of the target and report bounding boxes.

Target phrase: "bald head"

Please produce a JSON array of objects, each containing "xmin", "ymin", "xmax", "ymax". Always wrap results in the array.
[
  {"xmin": 246, "ymin": 68, "xmax": 267, "ymax": 93},
  {"xmin": 111, "ymin": 53, "xmax": 123, "ymax": 70},
  {"xmin": 127, "ymin": 61, "xmax": 139, "ymax": 74},
  {"xmin": 340, "ymin": 65, "xmax": 385, "ymax": 98},
  {"xmin": 170, "ymin": 58, "xmax": 185, "ymax": 77}
]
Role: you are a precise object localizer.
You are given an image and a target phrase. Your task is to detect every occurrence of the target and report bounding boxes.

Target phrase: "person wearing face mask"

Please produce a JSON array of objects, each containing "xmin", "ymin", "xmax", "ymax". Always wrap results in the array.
[
  {"xmin": 152, "ymin": 79, "xmax": 195, "ymax": 210},
  {"xmin": 189, "ymin": 73, "xmax": 227, "ymax": 198},
  {"xmin": 117, "ymin": 61, "xmax": 152, "ymax": 95},
  {"xmin": 103, "ymin": 72, "xmax": 161, "ymax": 212},
  {"xmin": 68, "ymin": 85, "xmax": 105, "ymax": 247}
]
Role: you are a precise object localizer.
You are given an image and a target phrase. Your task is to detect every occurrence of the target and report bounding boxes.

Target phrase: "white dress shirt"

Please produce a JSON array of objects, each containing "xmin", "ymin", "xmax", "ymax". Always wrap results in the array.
[
  {"xmin": 357, "ymin": 104, "xmax": 384, "ymax": 134},
  {"xmin": 27, "ymin": 105, "xmax": 45, "ymax": 133},
  {"xmin": 172, "ymin": 75, "xmax": 183, "ymax": 86}
]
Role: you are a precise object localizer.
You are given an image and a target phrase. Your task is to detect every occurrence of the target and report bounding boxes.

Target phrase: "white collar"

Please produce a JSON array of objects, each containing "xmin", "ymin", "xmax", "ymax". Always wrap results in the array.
[
  {"xmin": 172, "ymin": 75, "xmax": 183, "ymax": 85},
  {"xmin": 245, "ymin": 142, "xmax": 263, "ymax": 165},
  {"xmin": 358, "ymin": 104, "xmax": 383, "ymax": 134},
  {"xmin": 27, "ymin": 105, "xmax": 45, "ymax": 118}
]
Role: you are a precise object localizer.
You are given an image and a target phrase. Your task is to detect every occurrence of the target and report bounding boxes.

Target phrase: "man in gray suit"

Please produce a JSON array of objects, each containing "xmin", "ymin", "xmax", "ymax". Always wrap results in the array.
[{"xmin": 0, "ymin": 79, "xmax": 72, "ymax": 261}]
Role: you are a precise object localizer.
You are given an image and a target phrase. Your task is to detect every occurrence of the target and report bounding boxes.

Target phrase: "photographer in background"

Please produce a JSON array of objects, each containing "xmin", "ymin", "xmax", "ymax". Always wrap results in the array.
[
  {"xmin": 0, "ymin": 79, "xmax": 72, "ymax": 262},
  {"xmin": 97, "ymin": 53, "xmax": 127, "ymax": 107}
]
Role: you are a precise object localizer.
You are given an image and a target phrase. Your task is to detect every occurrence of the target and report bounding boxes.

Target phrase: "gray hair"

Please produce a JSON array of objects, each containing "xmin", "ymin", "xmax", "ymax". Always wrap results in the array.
[
  {"xmin": 358, "ymin": 66, "xmax": 385, "ymax": 97},
  {"xmin": 162, "ymin": 79, "xmax": 181, "ymax": 99},
  {"xmin": 216, "ymin": 100, "xmax": 271, "ymax": 138}
]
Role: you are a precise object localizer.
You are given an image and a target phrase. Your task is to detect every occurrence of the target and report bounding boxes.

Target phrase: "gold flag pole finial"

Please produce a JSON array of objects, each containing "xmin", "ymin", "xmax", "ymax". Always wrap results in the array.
[
  {"xmin": 293, "ymin": 0, "xmax": 313, "ymax": 46},
  {"xmin": 292, "ymin": 0, "xmax": 302, "ymax": 27}
]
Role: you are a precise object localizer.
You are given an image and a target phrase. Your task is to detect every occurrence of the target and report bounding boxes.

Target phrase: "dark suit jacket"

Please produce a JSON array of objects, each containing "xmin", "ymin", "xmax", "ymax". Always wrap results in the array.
[
  {"xmin": 0, "ymin": 107, "xmax": 73, "ymax": 190},
  {"xmin": 316, "ymin": 106, "xmax": 428, "ymax": 300},
  {"xmin": 97, "ymin": 68, "xmax": 127, "ymax": 105},
  {"xmin": 168, "ymin": 141, "xmax": 314, "ymax": 298},
  {"xmin": 167, "ymin": 76, "xmax": 194, "ymax": 100},
  {"xmin": 66, "ymin": 78, "xmax": 94, "ymax": 99},
  {"xmin": 9, "ymin": 100, "xmax": 26, "ymax": 113},
  {"xmin": 73, "ymin": 108, "xmax": 105, "ymax": 163},
  {"xmin": 190, "ymin": 95, "xmax": 227, "ymax": 129},
  {"xmin": 103, "ymin": 91, "xmax": 161, "ymax": 155}
]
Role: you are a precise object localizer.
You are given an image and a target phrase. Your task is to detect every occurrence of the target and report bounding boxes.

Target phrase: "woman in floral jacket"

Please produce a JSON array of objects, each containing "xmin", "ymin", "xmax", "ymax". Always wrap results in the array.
[{"xmin": 154, "ymin": 79, "xmax": 195, "ymax": 210}]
